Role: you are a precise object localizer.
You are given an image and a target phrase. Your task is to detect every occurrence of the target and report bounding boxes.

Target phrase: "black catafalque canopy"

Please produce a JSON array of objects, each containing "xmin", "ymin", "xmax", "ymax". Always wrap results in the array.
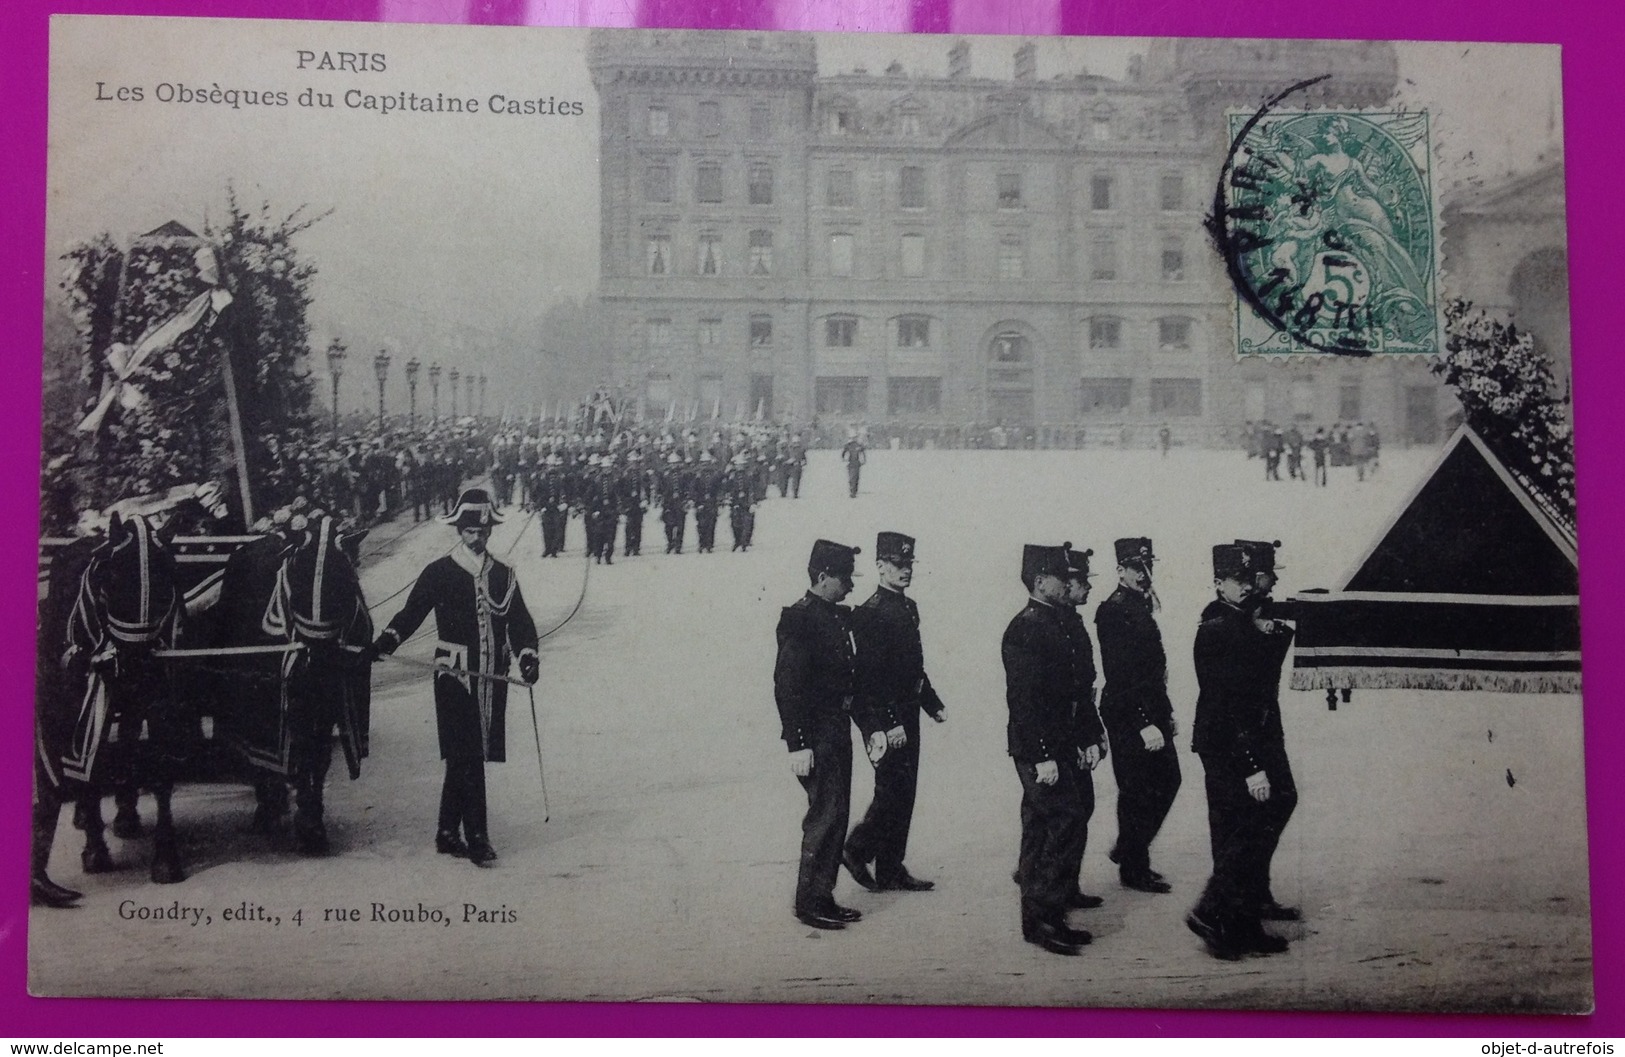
[{"xmin": 1289, "ymin": 425, "xmax": 1579, "ymax": 694}]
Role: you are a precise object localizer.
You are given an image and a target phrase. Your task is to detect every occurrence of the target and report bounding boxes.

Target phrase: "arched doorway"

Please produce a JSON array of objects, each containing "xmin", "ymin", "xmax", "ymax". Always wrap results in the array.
[{"xmin": 985, "ymin": 324, "xmax": 1036, "ymax": 425}]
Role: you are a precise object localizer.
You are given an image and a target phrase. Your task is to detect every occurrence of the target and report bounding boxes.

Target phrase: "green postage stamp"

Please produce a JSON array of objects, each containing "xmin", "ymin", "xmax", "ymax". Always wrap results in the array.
[{"xmin": 1219, "ymin": 109, "xmax": 1441, "ymax": 357}]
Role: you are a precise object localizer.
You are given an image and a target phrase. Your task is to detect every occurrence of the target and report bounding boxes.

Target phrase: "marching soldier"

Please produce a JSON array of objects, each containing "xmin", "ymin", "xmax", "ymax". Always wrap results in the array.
[
  {"xmin": 536, "ymin": 454, "xmax": 569, "ymax": 558},
  {"xmin": 726, "ymin": 453, "xmax": 757, "ymax": 552},
  {"xmin": 842, "ymin": 432, "xmax": 866, "ymax": 498},
  {"xmin": 659, "ymin": 452, "xmax": 689, "ymax": 554},
  {"xmin": 691, "ymin": 450, "xmax": 722, "ymax": 554},
  {"xmin": 1003, "ymin": 543, "xmax": 1106, "ymax": 956},
  {"xmin": 1095, "ymin": 538, "xmax": 1180, "ymax": 894},
  {"xmin": 1186, "ymin": 541, "xmax": 1297, "ymax": 959},
  {"xmin": 620, "ymin": 451, "xmax": 648, "ymax": 558},
  {"xmin": 843, "ymin": 532, "xmax": 944, "ymax": 894},
  {"xmin": 786, "ymin": 430, "xmax": 807, "ymax": 499},
  {"xmin": 774, "ymin": 539, "xmax": 863, "ymax": 930},
  {"xmin": 372, "ymin": 489, "xmax": 540, "ymax": 866}
]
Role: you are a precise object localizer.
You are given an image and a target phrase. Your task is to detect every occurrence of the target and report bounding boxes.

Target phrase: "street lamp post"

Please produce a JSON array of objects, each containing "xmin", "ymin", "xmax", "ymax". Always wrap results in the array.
[
  {"xmin": 405, "ymin": 357, "xmax": 421, "ymax": 429},
  {"xmin": 428, "ymin": 362, "xmax": 442, "ymax": 424},
  {"xmin": 449, "ymin": 368, "xmax": 460, "ymax": 418},
  {"xmin": 373, "ymin": 348, "xmax": 391, "ymax": 430},
  {"xmin": 325, "ymin": 338, "xmax": 347, "ymax": 437},
  {"xmin": 479, "ymin": 374, "xmax": 488, "ymax": 419},
  {"xmin": 465, "ymin": 373, "xmax": 475, "ymax": 421}
]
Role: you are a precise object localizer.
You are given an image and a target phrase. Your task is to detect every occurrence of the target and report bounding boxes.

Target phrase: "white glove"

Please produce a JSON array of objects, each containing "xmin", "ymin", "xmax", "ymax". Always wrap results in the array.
[
  {"xmin": 1035, "ymin": 760, "xmax": 1059, "ymax": 786},
  {"xmin": 1246, "ymin": 770, "xmax": 1271, "ymax": 802},
  {"xmin": 789, "ymin": 748, "xmax": 814, "ymax": 777},
  {"xmin": 1082, "ymin": 743, "xmax": 1103, "ymax": 770},
  {"xmin": 865, "ymin": 731, "xmax": 887, "ymax": 764},
  {"xmin": 886, "ymin": 725, "xmax": 907, "ymax": 749},
  {"xmin": 1140, "ymin": 725, "xmax": 1166, "ymax": 752}
]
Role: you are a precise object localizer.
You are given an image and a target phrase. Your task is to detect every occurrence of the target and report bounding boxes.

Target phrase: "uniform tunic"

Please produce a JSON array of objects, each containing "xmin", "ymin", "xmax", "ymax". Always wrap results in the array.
[
  {"xmin": 846, "ymin": 585, "xmax": 944, "ymax": 880},
  {"xmin": 1003, "ymin": 598, "xmax": 1103, "ymax": 925},
  {"xmin": 774, "ymin": 591, "xmax": 857, "ymax": 912},
  {"xmin": 1095, "ymin": 584, "xmax": 1182, "ymax": 875},
  {"xmin": 1191, "ymin": 596, "xmax": 1297, "ymax": 926},
  {"xmin": 381, "ymin": 549, "xmax": 539, "ymax": 762}
]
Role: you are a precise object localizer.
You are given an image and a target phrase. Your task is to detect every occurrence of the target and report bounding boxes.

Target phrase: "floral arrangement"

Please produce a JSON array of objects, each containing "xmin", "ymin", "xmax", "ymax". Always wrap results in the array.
[{"xmin": 1432, "ymin": 298, "xmax": 1576, "ymax": 525}]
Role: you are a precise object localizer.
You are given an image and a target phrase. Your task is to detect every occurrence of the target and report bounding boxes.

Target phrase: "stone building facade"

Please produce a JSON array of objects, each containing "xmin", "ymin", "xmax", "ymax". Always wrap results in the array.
[{"xmin": 586, "ymin": 31, "xmax": 1484, "ymax": 444}]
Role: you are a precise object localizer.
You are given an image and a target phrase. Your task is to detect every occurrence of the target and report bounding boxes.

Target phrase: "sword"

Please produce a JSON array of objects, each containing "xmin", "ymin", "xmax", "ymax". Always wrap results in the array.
[
  {"xmin": 348, "ymin": 646, "xmax": 533, "ymax": 688},
  {"xmin": 529, "ymin": 685, "xmax": 549, "ymax": 822}
]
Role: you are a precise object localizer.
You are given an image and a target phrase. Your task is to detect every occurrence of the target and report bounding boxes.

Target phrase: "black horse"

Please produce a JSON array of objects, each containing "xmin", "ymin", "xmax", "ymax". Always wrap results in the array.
[
  {"xmin": 240, "ymin": 515, "xmax": 372, "ymax": 853},
  {"xmin": 57, "ymin": 513, "xmax": 192, "ymax": 884}
]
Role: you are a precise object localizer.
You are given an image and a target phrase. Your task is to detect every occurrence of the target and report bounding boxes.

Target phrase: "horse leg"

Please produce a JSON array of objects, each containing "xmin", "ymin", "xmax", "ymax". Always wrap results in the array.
[
  {"xmin": 149, "ymin": 782, "xmax": 186, "ymax": 884},
  {"xmin": 78, "ymin": 790, "xmax": 115, "ymax": 873},
  {"xmin": 112, "ymin": 781, "xmax": 143, "ymax": 838},
  {"xmin": 293, "ymin": 735, "xmax": 333, "ymax": 855},
  {"xmin": 249, "ymin": 773, "xmax": 290, "ymax": 834}
]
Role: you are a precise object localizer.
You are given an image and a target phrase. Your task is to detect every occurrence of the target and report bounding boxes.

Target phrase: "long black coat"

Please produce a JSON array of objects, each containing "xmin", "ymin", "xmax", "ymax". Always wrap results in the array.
[
  {"xmin": 773, "ymin": 592, "xmax": 856, "ymax": 753},
  {"xmin": 1190, "ymin": 596, "xmax": 1293, "ymax": 773},
  {"xmin": 1002, "ymin": 599, "xmax": 1102, "ymax": 764},
  {"xmin": 382, "ymin": 552, "xmax": 539, "ymax": 762},
  {"xmin": 850, "ymin": 586, "xmax": 943, "ymax": 738},
  {"xmin": 1094, "ymin": 584, "xmax": 1174, "ymax": 733}
]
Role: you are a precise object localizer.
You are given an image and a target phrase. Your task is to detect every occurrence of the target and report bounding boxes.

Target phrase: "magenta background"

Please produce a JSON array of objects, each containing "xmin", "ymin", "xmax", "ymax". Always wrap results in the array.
[{"xmin": 0, "ymin": 0, "xmax": 1618, "ymax": 1038}]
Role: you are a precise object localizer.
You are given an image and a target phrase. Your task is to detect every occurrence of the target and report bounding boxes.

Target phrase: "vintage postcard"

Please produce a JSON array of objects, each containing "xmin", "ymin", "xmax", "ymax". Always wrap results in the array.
[{"xmin": 31, "ymin": 15, "xmax": 1583, "ymax": 1011}]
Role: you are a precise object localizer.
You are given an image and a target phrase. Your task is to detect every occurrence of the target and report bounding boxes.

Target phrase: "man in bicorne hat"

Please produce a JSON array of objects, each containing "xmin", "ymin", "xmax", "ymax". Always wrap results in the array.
[
  {"xmin": 1186, "ymin": 541, "xmax": 1296, "ymax": 959},
  {"xmin": 1003, "ymin": 542, "xmax": 1104, "ymax": 956},
  {"xmin": 843, "ymin": 532, "xmax": 945, "ymax": 894},
  {"xmin": 774, "ymin": 538, "xmax": 863, "ymax": 930},
  {"xmin": 1095, "ymin": 538, "xmax": 1180, "ymax": 894},
  {"xmin": 373, "ymin": 488, "xmax": 539, "ymax": 866}
]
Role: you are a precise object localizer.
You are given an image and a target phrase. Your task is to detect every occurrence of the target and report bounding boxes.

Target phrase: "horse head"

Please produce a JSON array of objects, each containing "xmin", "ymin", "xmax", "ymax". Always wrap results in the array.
[
  {"xmin": 278, "ymin": 516, "xmax": 367, "ymax": 645},
  {"xmin": 91, "ymin": 512, "xmax": 179, "ymax": 647}
]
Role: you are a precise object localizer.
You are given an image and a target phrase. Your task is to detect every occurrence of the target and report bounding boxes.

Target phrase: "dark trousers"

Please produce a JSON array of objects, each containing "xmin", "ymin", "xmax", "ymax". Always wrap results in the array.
[
  {"xmin": 695, "ymin": 505, "xmax": 718, "ymax": 550},
  {"xmin": 663, "ymin": 512, "xmax": 685, "ymax": 552},
  {"xmin": 1195, "ymin": 747, "xmax": 1297, "ymax": 927},
  {"xmin": 439, "ymin": 756, "xmax": 489, "ymax": 840},
  {"xmin": 846, "ymin": 464, "xmax": 861, "ymax": 497},
  {"xmin": 1015, "ymin": 758, "xmax": 1092, "ymax": 926},
  {"xmin": 623, "ymin": 509, "xmax": 643, "ymax": 555},
  {"xmin": 540, "ymin": 508, "xmax": 566, "ymax": 555},
  {"xmin": 789, "ymin": 465, "xmax": 802, "ymax": 498},
  {"xmin": 1103, "ymin": 710, "xmax": 1182, "ymax": 875},
  {"xmin": 846, "ymin": 712, "xmax": 920, "ymax": 881},
  {"xmin": 794, "ymin": 719, "xmax": 853, "ymax": 913}
]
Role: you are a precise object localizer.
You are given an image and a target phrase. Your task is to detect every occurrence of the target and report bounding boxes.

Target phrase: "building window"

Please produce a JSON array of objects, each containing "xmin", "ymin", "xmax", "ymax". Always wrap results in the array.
[
  {"xmin": 997, "ymin": 172, "xmax": 1023, "ymax": 209},
  {"xmin": 698, "ymin": 100, "xmax": 721, "ymax": 137},
  {"xmin": 1340, "ymin": 383, "xmax": 1363, "ymax": 421},
  {"xmin": 990, "ymin": 331, "xmax": 1029, "ymax": 363},
  {"xmin": 1090, "ymin": 236, "xmax": 1118, "ymax": 281},
  {"xmin": 646, "ymin": 373, "xmax": 672, "ymax": 407},
  {"xmin": 696, "ymin": 163, "xmax": 723, "ymax": 204},
  {"xmin": 816, "ymin": 376, "xmax": 869, "ymax": 414},
  {"xmin": 1162, "ymin": 243, "xmax": 1186, "ymax": 282},
  {"xmin": 998, "ymin": 235, "xmax": 1025, "ymax": 280},
  {"xmin": 828, "ymin": 107, "xmax": 857, "ymax": 135},
  {"xmin": 1089, "ymin": 318, "xmax": 1121, "ymax": 349},
  {"xmin": 748, "ymin": 230, "xmax": 773, "ymax": 275},
  {"xmin": 698, "ymin": 318, "xmax": 721, "ymax": 347},
  {"xmin": 748, "ymin": 164, "xmax": 774, "ymax": 206},
  {"xmin": 643, "ymin": 165, "xmax": 672, "ymax": 203},
  {"xmin": 646, "ymin": 235, "xmax": 670, "ymax": 276},
  {"xmin": 749, "ymin": 103, "xmax": 771, "ymax": 140},
  {"xmin": 646, "ymin": 318, "xmax": 672, "ymax": 347},
  {"xmin": 1091, "ymin": 174, "xmax": 1113, "ymax": 211},
  {"xmin": 1091, "ymin": 113, "xmax": 1112, "ymax": 141},
  {"xmin": 900, "ymin": 234, "xmax": 925, "ymax": 278},
  {"xmin": 897, "ymin": 316, "xmax": 930, "ymax": 348},
  {"xmin": 889, "ymin": 377, "xmax": 941, "ymax": 414},
  {"xmin": 1160, "ymin": 110, "xmax": 1180, "ymax": 141},
  {"xmin": 900, "ymin": 109, "xmax": 921, "ymax": 136},
  {"xmin": 827, "ymin": 169, "xmax": 855, "ymax": 208},
  {"xmin": 1150, "ymin": 377, "xmax": 1202, "ymax": 416},
  {"xmin": 697, "ymin": 234, "xmax": 721, "ymax": 276},
  {"xmin": 647, "ymin": 106, "xmax": 669, "ymax": 137},
  {"xmin": 1292, "ymin": 380, "xmax": 1316, "ymax": 421},
  {"xmin": 829, "ymin": 233, "xmax": 855, "ymax": 277},
  {"xmin": 698, "ymin": 373, "xmax": 723, "ymax": 413},
  {"xmin": 825, "ymin": 316, "xmax": 858, "ymax": 347},
  {"xmin": 1160, "ymin": 173, "xmax": 1185, "ymax": 211},
  {"xmin": 750, "ymin": 315, "xmax": 773, "ymax": 347},
  {"xmin": 1080, "ymin": 377, "xmax": 1132, "ymax": 414},
  {"xmin": 1158, "ymin": 317, "xmax": 1192, "ymax": 350},
  {"xmin": 900, "ymin": 166, "xmax": 926, "ymax": 209}
]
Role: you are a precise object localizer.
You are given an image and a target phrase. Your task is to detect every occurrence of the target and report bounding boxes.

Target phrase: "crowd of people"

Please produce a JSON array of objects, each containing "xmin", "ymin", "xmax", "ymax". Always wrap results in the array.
[{"xmin": 1242, "ymin": 420, "xmax": 1382, "ymax": 486}]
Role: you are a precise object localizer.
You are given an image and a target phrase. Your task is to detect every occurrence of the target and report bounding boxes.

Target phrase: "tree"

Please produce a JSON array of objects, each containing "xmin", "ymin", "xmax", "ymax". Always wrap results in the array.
[
  {"xmin": 45, "ymin": 190, "xmax": 330, "ymax": 528},
  {"xmin": 1431, "ymin": 298, "xmax": 1575, "ymax": 523}
]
